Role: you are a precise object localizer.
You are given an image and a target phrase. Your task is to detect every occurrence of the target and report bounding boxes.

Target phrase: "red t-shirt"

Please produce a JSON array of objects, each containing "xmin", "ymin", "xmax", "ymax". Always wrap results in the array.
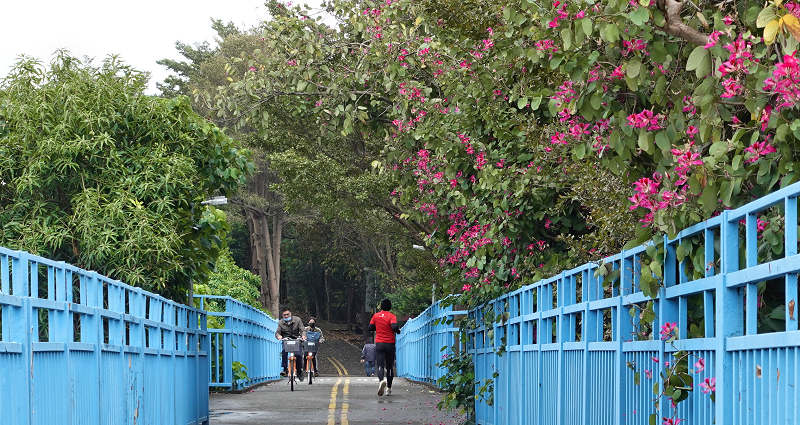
[{"xmin": 370, "ymin": 311, "xmax": 398, "ymax": 343}]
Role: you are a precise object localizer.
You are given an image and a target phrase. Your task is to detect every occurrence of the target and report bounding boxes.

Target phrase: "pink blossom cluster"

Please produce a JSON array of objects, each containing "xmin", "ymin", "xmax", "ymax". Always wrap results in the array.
[
  {"xmin": 682, "ymin": 96, "xmax": 696, "ymax": 117},
  {"xmin": 744, "ymin": 138, "xmax": 777, "ymax": 164},
  {"xmin": 703, "ymin": 31, "xmax": 722, "ymax": 49},
  {"xmin": 763, "ymin": 52, "xmax": 800, "ymax": 111},
  {"xmin": 700, "ymin": 377, "xmax": 716, "ymax": 394},
  {"xmin": 786, "ymin": 2, "xmax": 800, "ymax": 18},
  {"xmin": 621, "ymin": 39, "xmax": 649, "ymax": 56},
  {"xmin": 670, "ymin": 142, "xmax": 704, "ymax": 186},
  {"xmin": 628, "ymin": 174, "xmax": 665, "ymax": 225},
  {"xmin": 552, "ymin": 80, "xmax": 576, "ymax": 108},
  {"xmin": 626, "ymin": 109, "xmax": 663, "ymax": 130},
  {"xmin": 548, "ymin": 1, "xmax": 570, "ymax": 28},
  {"xmin": 659, "ymin": 322, "xmax": 677, "ymax": 340},
  {"xmin": 535, "ymin": 39, "xmax": 558, "ymax": 59},
  {"xmin": 718, "ymin": 36, "xmax": 756, "ymax": 98}
]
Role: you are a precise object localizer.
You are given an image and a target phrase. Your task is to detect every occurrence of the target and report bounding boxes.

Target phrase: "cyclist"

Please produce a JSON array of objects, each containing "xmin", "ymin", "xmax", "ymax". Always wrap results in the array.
[
  {"xmin": 275, "ymin": 307, "xmax": 306, "ymax": 379},
  {"xmin": 368, "ymin": 299, "xmax": 399, "ymax": 396},
  {"xmin": 304, "ymin": 318, "xmax": 325, "ymax": 377}
]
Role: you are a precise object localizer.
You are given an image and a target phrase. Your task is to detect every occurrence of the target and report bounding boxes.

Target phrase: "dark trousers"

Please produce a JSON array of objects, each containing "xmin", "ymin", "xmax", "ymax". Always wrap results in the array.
[
  {"xmin": 281, "ymin": 350, "xmax": 304, "ymax": 374},
  {"xmin": 375, "ymin": 342, "xmax": 396, "ymax": 388}
]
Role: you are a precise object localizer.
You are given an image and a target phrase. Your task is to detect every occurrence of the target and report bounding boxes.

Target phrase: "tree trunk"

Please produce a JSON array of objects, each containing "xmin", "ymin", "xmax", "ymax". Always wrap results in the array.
[
  {"xmin": 262, "ymin": 213, "xmax": 283, "ymax": 317},
  {"xmin": 246, "ymin": 210, "xmax": 271, "ymax": 310}
]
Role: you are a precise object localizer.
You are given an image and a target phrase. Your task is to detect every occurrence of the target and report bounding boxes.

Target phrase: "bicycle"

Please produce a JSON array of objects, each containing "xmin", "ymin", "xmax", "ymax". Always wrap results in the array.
[
  {"xmin": 282, "ymin": 338, "xmax": 304, "ymax": 391},
  {"xmin": 303, "ymin": 333, "xmax": 321, "ymax": 385}
]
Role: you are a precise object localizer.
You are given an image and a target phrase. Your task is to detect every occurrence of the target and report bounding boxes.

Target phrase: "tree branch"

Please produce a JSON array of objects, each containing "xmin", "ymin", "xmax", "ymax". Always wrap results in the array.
[{"xmin": 657, "ymin": 0, "xmax": 709, "ymax": 46}]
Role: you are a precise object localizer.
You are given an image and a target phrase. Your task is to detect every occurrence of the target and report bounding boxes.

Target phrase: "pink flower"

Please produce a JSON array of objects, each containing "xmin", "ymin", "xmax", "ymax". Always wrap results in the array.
[
  {"xmin": 651, "ymin": 356, "xmax": 659, "ymax": 363},
  {"xmin": 744, "ymin": 139, "xmax": 777, "ymax": 163},
  {"xmin": 575, "ymin": 10, "xmax": 586, "ymax": 18},
  {"xmin": 763, "ymin": 52, "xmax": 800, "ymax": 111},
  {"xmin": 723, "ymin": 15, "xmax": 735, "ymax": 25},
  {"xmin": 626, "ymin": 109, "xmax": 663, "ymax": 130},
  {"xmin": 544, "ymin": 218, "xmax": 552, "ymax": 229},
  {"xmin": 700, "ymin": 377, "xmax": 716, "ymax": 394},
  {"xmin": 703, "ymin": 31, "xmax": 722, "ymax": 49},
  {"xmin": 644, "ymin": 369, "xmax": 652, "ymax": 379},
  {"xmin": 248, "ymin": 66, "xmax": 256, "ymax": 72},
  {"xmin": 659, "ymin": 322, "xmax": 677, "ymax": 340},
  {"xmin": 487, "ymin": 27, "xmax": 494, "ymax": 36},
  {"xmin": 462, "ymin": 283, "xmax": 472, "ymax": 292},
  {"xmin": 663, "ymin": 418, "xmax": 683, "ymax": 425},
  {"xmin": 694, "ymin": 357, "xmax": 705, "ymax": 373}
]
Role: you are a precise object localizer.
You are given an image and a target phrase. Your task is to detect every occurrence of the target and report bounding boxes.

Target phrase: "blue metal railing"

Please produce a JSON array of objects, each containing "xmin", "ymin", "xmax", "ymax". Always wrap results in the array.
[
  {"xmin": 0, "ymin": 247, "xmax": 209, "ymax": 425},
  {"xmin": 397, "ymin": 298, "xmax": 466, "ymax": 385},
  {"xmin": 469, "ymin": 181, "xmax": 800, "ymax": 424},
  {"xmin": 194, "ymin": 295, "xmax": 281, "ymax": 390}
]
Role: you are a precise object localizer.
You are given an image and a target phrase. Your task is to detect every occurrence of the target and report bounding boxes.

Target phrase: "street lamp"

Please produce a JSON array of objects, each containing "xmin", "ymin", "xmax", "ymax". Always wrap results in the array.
[
  {"xmin": 188, "ymin": 196, "xmax": 229, "ymax": 305},
  {"xmin": 411, "ymin": 244, "xmax": 436, "ymax": 304}
]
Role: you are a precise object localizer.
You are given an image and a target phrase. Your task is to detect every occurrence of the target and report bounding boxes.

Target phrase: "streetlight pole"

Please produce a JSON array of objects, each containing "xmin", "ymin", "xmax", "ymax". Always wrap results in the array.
[
  {"xmin": 411, "ymin": 244, "xmax": 435, "ymax": 304},
  {"xmin": 187, "ymin": 196, "xmax": 228, "ymax": 306}
]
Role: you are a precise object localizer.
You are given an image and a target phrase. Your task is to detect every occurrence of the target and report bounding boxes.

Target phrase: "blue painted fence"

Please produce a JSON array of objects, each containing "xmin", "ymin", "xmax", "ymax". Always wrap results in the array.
[
  {"xmin": 469, "ymin": 181, "xmax": 800, "ymax": 425},
  {"xmin": 397, "ymin": 299, "xmax": 466, "ymax": 385},
  {"xmin": 0, "ymin": 247, "xmax": 209, "ymax": 425},
  {"xmin": 195, "ymin": 295, "xmax": 281, "ymax": 390}
]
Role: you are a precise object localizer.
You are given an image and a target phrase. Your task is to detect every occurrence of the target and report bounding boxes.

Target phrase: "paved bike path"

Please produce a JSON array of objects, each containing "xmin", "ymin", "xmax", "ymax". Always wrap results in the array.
[{"xmin": 209, "ymin": 340, "xmax": 464, "ymax": 425}]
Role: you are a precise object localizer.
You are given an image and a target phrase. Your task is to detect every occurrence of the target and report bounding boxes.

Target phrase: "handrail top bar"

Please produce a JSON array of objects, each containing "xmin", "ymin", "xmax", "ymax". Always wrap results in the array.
[
  {"xmin": 0, "ymin": 246, "xmax": 206, "ymax": 313},
  {"xmin": 727, "ymin": 179, "xmax": 800, "ymax": 219}
]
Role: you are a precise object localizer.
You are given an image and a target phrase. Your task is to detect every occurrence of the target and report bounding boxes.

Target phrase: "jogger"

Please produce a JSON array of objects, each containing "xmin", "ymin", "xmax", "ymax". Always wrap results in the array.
[{"xmin": 375, "ymin": 342, "xmax": 396, "ymax": 389}]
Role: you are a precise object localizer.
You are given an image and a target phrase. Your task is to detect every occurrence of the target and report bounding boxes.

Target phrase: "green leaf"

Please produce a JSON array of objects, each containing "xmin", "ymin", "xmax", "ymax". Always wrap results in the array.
[
  {"xmin": 709, "ymin": 141, "xmax": 728, "ymax": 157},
  {"xmin": 517, "ymin": 96, "xmax": 529, "ymax": 109},
  {"xmin": 581, "ymin": 18, "xmax": 592, "ymax": 36},
  {"xmin": 757, "ymin": 5, "xmax": 778, "ymax": 28},
  {"xmin": 561, "ymin": 28, "xmax": 573, "ymax": 50},
  {"xmin": 686, "ymin": 46, "xmax": 711, "ymax": 77},
  {"xmin": 627, "ymin": 58, "xmax": 642, "ymax": 78},
  {"xmin": 638, "ymin": 130, "xmax": 654, "ymax": 154},
  {"xmin": 628, "ymin": 6, "xmax": 650, "ymax": 25}
]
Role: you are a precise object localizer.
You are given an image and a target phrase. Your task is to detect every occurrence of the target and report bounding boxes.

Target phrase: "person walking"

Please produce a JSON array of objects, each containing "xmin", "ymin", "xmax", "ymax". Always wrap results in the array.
[
  {"xmin": 360, "ymin": 341, "xmax": 376, "ymax": 377},
  {"xmin": 368, "ymin": 299, "xmax": 399, "ymax": 396},
  {"xmin": 304, "ymin": 318, "xmax": 325, "ymax": 377},
  {"xmin": 275, "ymin": 307, "xmax": 306, "ymax": 379}
]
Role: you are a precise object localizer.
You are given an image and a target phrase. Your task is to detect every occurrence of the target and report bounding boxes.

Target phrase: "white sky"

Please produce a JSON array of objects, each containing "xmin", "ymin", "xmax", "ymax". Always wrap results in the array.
[{"xmin": 0, "ymin": 0, "xmax": 324, "ymax": 94}]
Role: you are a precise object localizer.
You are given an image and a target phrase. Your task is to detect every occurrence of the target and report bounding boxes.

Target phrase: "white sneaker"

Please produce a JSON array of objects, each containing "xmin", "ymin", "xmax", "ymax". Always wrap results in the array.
[
  {"xmin": 377, "ymin": 379, "xmax": 387, "ymax": 396},
  {"xmin": 386, "ymin": 387, "xmax": 392, "ymax": 396}
]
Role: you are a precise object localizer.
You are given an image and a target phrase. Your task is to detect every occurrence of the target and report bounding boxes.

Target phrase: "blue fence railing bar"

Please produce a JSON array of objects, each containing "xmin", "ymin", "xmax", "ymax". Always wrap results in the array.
[
  {"xmin": 397, "ymin": 298, "xmax": 466, "ymax": 385},
  {"xmin": 195, "ymin": 295, "xmax": 281, "ymax": 390},
  {"xmin": 0, "ymin": 247, "xmax": 209, "ymax": 425},
  {"xmin": 468, "ymin": 180, "xmax": 800, "ymax": 425}
]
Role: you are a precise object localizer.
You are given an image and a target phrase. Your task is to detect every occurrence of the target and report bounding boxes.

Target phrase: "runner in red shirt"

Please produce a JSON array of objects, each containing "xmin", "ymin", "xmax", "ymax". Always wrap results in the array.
[{"xmin": 368, "ymin": 299, "xmax": 400, "ymax": 396}]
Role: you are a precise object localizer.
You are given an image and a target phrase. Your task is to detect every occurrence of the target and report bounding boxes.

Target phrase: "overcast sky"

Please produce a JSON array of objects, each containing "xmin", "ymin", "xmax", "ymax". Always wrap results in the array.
[{"xmin": 0, "ymin": 1, "xmax": 319, "ymax": 94}]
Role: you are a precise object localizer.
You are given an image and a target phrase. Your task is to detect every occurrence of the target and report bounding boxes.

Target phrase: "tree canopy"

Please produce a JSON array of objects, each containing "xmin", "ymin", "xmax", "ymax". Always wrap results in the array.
[{"xmin": 0, "ymin": 53, "xmax": 253, "ymax": 297}]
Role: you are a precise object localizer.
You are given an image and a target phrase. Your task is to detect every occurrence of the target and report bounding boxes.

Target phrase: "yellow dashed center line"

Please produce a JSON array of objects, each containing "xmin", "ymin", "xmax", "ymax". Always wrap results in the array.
[
  {"xmin": 327, "ymin": 378, "xmax": 342, "ymax": 425},
  {"xmin": 326, "ymin": 357, "xmax": 350, "ymax": 424},
  {"xmin": 341, "ymin": 377, "xmax": 350, "ymax": 425}
]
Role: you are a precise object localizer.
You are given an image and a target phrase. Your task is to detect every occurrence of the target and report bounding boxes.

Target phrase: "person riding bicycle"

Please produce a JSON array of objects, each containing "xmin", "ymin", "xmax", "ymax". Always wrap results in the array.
[
  {"xmin": 368, "ymin": 299, "xmax": 400, "ymax": 396},
  {"xmin": 304, "ymin": 318, "xmax": 325, "ymax": 377},
  {"xmin": 275, "ymin": 308, "xmax": 306, "ymax": 379}
]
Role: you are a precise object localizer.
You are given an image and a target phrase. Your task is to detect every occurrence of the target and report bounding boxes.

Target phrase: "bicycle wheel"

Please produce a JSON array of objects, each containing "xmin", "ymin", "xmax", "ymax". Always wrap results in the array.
[
  {"xmin": 289, "ymin": 357, "xmax": 295, "ymax": 391},
  {"xmin": 307, "ymin": 356, "xmax": 313, "ymax": 385}
]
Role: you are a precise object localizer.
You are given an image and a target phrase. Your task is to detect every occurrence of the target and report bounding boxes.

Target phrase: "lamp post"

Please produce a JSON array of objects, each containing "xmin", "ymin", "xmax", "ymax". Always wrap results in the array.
[
  {"xmin": 411, "ymin": 244, "xmax": 435, "ymax": 304},
  {"xmin": 187, "ymin": 196, "xmax": 228, "ymax": 305}
]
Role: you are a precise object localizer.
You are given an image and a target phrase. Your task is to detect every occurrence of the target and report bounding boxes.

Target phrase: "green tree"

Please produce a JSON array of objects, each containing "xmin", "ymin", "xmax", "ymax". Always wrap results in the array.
[{"xmin": 0, "ymin": 53, "xmax": 253, "ymax": 299}]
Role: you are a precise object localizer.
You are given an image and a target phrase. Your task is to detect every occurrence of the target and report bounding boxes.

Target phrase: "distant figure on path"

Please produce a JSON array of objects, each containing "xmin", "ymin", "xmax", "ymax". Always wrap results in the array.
[
  {"xmin": 360, "ymin": 341, "xmax": 376, "ymax": 376},
  {"xmin": 368, "ymin": 299, "xmax": 400, "ymax": 396}
]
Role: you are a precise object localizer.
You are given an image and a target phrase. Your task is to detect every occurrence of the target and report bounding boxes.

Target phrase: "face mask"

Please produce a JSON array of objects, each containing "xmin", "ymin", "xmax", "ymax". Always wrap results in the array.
[
  {"xmin": 308, "ymin": 323, "xmax": 315, "ymax": 327},
  {"xmin": 283, "ymin": 316, "xmax": 292, "ymax": 322}
]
